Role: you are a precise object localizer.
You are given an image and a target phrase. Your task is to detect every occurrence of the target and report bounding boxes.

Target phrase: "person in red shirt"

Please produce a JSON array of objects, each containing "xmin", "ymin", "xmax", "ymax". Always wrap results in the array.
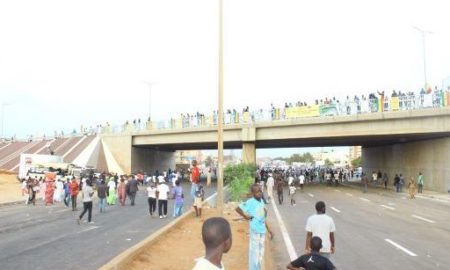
[
  {"xmin": 190, "ymin": 160, "xmax": 200, "ymax": 201},
  {"xmin": 69, "ymin": 177, "xmax": 79, "ymax": 211}
]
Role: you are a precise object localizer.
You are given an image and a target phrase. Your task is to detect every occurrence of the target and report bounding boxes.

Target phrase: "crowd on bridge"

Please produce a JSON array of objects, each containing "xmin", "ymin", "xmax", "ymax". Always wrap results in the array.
[
  {"xmin": 104, "ymin": 86, "xmax": 450, "ymax": 133},
  {"xmin": 5, "ymin": 86, "xmax": 449, "ymax": 143}
]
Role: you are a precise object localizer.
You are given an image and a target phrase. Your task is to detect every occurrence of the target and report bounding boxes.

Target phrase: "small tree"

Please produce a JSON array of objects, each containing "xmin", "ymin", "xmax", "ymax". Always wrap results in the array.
[
  {"xmin": 324, "ymin": 158, "xmax": 333, "ymax": 167},
  {"xmin": 224, "ymin": 164, "xmax": 256, "ymax": 201},
  {"xmin": 204, "ymin": 156, "xmax": 213, "ymax": 167},
  {"xmin": 351, "ymin": 156, "xmax": 362, "ymax": 167}
]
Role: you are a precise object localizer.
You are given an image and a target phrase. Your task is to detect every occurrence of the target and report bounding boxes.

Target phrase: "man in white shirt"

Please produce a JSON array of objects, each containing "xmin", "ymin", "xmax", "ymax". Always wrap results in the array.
[
  {"xmin": 78, "ymin": 180, "xmax": 95, "ymax": 224},
  {"xmin": 156, "ymin": 179, "xmax": 170, "ymax": 218},
  {"xmin": 299, "ymin": 174, "xmax": 305, "ymax": 191},
  {"xmin": 266, "ymin": 173, "xmax": 274, "ymax": 202},
  {"xmin": 305, "ymin": 201, "xmax": 336, "ymax": 259},
  {"xmin": 192, "ymin": 217, "xmax": 232, "ymax": 270}
]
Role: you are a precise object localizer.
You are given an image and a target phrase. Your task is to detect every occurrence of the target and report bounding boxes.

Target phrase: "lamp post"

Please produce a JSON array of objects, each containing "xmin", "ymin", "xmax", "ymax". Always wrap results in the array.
[
  {"xmin": 217, "ymin": 0, "xmax": 225, "ymax": 213},
  {"xmin": 413, "ymin": 26, "xmax": 432, "ymax": 90}
]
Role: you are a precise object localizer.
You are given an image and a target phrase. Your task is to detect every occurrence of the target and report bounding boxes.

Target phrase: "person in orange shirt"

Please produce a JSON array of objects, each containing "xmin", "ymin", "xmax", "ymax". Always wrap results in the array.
[
  {"xmin": 69, "ymin": 177, "xmax": 79, "ymax": 211},
  {"xmin": 190, "ymin": 160, "xmax": 200, "ymax": 201}
]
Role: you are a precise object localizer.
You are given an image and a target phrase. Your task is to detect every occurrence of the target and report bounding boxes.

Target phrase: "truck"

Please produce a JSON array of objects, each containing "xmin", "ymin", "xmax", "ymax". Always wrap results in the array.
[{"xmin": 18, "ymin": 154, "xmax": 84, "ymax": 180}]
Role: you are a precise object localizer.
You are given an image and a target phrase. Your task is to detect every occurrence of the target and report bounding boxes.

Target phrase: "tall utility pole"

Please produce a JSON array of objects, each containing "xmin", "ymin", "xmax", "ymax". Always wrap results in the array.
[
  {"xmin": 217, "ymin": 0, "xmax": 224, "ymax": 213},
  {"xmin": 413, "ymin": 26, "xmax": 432, "ymax": 90}
]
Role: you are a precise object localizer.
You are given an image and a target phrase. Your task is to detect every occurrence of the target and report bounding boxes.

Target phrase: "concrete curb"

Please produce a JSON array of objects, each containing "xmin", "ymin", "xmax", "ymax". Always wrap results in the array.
[
  {"xmin": 341, "ymin": 182, "xmax": 450, "ymax": 203},
  {"xmin": 0, "ymin": 200, "xmax": 24, "ymax": 207},
  {"xmin": 99, "ymin": 191, "xmax": 220, "ymax": 270}
]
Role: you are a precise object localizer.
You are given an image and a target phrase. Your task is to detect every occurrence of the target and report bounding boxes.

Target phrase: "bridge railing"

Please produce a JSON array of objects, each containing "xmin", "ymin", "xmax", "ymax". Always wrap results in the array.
[{"xmin": 99, "ymin": 90, "xmax": 450, "ymax": 135}]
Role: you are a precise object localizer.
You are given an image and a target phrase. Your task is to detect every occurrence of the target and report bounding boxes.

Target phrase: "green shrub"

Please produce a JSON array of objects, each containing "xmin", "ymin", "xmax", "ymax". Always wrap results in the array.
[{"xmin": 224, "ymin": 164, "xmax": 256, "ymax": 201}]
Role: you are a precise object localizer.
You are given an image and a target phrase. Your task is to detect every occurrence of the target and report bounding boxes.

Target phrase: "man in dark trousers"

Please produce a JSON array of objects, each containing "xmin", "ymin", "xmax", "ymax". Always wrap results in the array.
[
  {"xmin": 287, "ymin": 236, "xmax": 336, "ymax": 270},
  {"xmin": 128, "ymin": 175, "xmax": 139, "ymax": 206}
]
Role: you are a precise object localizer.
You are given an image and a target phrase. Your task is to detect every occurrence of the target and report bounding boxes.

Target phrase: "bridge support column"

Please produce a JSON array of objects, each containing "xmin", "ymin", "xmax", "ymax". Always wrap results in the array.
[
  {"xmin": 132, "ymin": 147, "xmax": 176, "ymax": 174},
  {"xmin": 242, "ymin": 142, "xmax": 256, "ymax": 165},
  {"xmin": 362, "ymin": 137, "xmax": 450, "ymax": 192}
]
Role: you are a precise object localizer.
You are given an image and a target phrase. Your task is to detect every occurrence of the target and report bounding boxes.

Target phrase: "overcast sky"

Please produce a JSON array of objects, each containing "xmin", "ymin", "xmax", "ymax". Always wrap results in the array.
[{"xmin": 1, "ymin": 0, "xmax": 450, "ymax": 142}]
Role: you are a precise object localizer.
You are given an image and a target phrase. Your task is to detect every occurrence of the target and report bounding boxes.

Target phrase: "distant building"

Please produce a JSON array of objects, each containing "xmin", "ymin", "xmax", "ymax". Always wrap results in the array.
[
  {"xmin": 349, "ymin": 146, "xmax": 362, "ymax": 161},
  {"xmin": 175, "ymin": 150, "xmax": 203, "ymax": 164}
]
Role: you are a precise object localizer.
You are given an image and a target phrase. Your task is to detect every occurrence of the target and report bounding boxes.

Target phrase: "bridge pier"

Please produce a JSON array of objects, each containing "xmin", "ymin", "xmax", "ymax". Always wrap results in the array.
[
  {"xmin": 362, "ymin": 137, "xmax": 450, "ymax": 192},
  {"xmin": 242, "ymin": 142, "xmax": 256, "ymax": 165},
  {"xmin": 101, "ymin": 135, "xmax": 176, "ymax": 174}
]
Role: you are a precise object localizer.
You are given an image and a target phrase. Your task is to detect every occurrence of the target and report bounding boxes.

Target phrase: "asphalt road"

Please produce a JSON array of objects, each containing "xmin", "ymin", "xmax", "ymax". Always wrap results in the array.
[
  {"xmin": 267, "ymin": 184, "xmax": 450, "ymax": 270},
  {"xmin": 0, "ymin": 182, "xmax": 214, "ymax": 270}
]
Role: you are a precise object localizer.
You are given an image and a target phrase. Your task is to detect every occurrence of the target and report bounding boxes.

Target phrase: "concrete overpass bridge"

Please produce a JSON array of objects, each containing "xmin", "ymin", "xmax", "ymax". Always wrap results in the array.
[{"xmin": 102, "ymin": 107, "xmax": 450, "ymax": 192}]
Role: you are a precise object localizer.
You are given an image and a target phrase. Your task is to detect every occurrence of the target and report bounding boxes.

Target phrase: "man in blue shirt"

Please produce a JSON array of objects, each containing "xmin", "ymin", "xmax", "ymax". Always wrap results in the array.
[{"xmin": 236, "ymin": 184, "xmax": 274, "ymax": 270}]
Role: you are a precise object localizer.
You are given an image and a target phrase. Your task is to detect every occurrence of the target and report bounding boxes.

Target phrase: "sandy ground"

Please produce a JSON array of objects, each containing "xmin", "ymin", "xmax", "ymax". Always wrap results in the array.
[
  {"xmin": 0, "ymin": 172, "xmax": 23, "ymax": 204},
  {"xmin": 128, "ymin": 202, "xmax": 250, "ymax": 270}
]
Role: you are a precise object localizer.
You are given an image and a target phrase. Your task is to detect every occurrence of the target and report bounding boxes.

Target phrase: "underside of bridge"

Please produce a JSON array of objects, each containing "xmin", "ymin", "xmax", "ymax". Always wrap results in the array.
[{"xmin": 132, "ymin": 132, "xmax": 450, "ymax": 151}]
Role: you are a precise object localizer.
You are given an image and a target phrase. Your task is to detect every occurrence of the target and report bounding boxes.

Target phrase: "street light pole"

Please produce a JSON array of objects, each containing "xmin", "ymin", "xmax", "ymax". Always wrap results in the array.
[
  {"xmin": 217, "ymin": 0, "xmax": 224, "ymax": 213},
  {"xmin": 414, "ymin": 26, "xmax": 432, "ymax": 90}
]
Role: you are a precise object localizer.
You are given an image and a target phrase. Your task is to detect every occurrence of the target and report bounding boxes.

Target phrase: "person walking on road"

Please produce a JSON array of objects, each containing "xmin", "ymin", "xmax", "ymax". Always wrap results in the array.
[
  {"xmin": 97, "ymin": 179, "xmax": 107, "ymax": 213},
  {"xmin": 107, "ymin": 177, "xmax": 117, "ymax": 205},
  {"xmin": 289, "ymin": 183, "xmax": 297, "ymax": 206},
  {"xmin": 78, "ymin": 180, "xmax": 94, "ymax": 224},
  {"xmin": 156, "ymin": 178, "xmax": 170, "ymax": 218},
  {"xmin": 408, "ymin": 177, "xmax": 416, "ymax": 199},
  {"xmin": 128, "ymin": 175, "xmax": 139, "ymax": 206},
  {"xmin": 399, "ymin": 174, "xmax": 405, "ymax": 192},
  {"xmin": 305, "ymin": 201, "xmax": 336, "ymax": 259},
  {"xmin": 146, "ymin": 182, "xmax": 157, "ymax": 217},
  {"xmin": 190, "ymin": 160, "xmax": 200, "ymax": 201},
  {"xmin": 236, "ymin": 184, "xmax": 273, "ymax": 270},
  {"xmin": 299, "ymin": 173, "xmax": 305, "ymax": 191},
  {"xmin": 277, "ymin": 178, "xmax": 284, "ymax": 205},
  {"xmin": 69, "ymin": 177, "xmax": 79, "ymax": 211},
  {"xmin": 394, "ymin": 174, "xmax": 401, "ymax": 193},
  {"xmin": 382, "ymin": 172, "xmax": 389, "ymax": 190},
  {"xmin": 118, "ymin": 177, "xmax": 127, "ymax": 206},
  {"xmin": 193, "ymin": 185, "xmax": 205, "ymax": 217},
  {"xmin": 287, "ymin": 236, "xmax": 336, "ymax": 270},
  {"xmin": 266, "ymin": 173, "xmax": 274, "ymax": 202},
  {"xmin": 361, "ymin": 173, "xmax": 369, "ymax": 193},
  {"xmin": 417, "ymin": 172, "xmax": 424, "ymax": 193},
  {"xmin": 171, "ymin": 180, "xmax": 184, "ymax": 217},
  {"xmin": 63, "ymin": 179, "xmax": 71, "ymax": 207}
]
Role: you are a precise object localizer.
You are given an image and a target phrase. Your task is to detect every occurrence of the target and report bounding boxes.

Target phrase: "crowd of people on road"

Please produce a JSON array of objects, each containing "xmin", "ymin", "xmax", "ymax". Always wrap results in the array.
[
  {"xmin": 19, "ymin": 160, "xmax": 210, "ymax": 225},
  {"xmin": 359, "ymin": 170, "xmax": 426, "ymax": 199},
  {"xmin": 18, "ymin": 161, "xmax": 446, "ymax": 270}
]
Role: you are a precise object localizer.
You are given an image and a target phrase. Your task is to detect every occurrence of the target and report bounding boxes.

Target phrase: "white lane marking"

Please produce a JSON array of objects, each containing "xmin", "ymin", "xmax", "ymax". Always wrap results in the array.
[
  {"xmin": 359, "ymin": 197, "xmax": 370, "ymax": 202},
  {"xmin": 308, "ymin": 193, "xmax": 314, "ymax": 198},
  {"xmin": 385, "ymin": 239, "xmax": 417, "ymax": 257},
  {"xmin": 79, "ymin": 226, "xmax": 99, "ymax": 234},
  {"xmin": 334, "ymin": 189, "xmax": 341, "ymax": 192},
  {"xmin": 49, "ymin": 209, "xmax": 69, "ymax": 214},
  {"xmin": 346, "ymin": 193, "xmax": 353, "ymax": 197},
  {"xmin": 411, "ymin": 215, "xmax": 435, "ymax": 224},
  {"xmin": 271, "ymin": 198, "xmax": 297, "ymax": 260},
  {"xmin": 330, "ymin": 207, "xmax": 341, "ymax": 213},
  {"xmin": 381, "ymin": 205, "xmax": 395, "ymax": 210}
]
